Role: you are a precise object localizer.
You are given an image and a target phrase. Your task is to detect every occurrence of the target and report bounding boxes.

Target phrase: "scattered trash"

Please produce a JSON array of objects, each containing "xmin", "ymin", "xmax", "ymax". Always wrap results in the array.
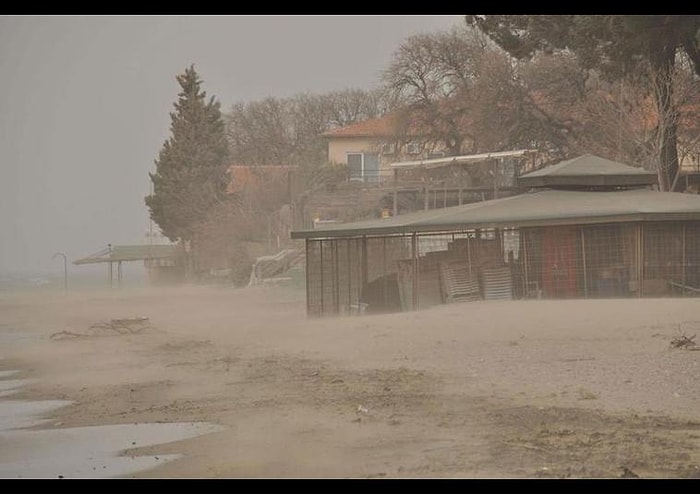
[{"xmin": 357, "ymin": 405, "xmax": 369, "ymax": 415}]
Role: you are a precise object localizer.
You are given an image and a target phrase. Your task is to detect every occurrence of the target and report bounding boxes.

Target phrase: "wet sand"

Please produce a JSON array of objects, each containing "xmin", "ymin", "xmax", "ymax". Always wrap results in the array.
[{"xmin": 0, "ymin": 353, "xmax": 223, "ymax": 479}]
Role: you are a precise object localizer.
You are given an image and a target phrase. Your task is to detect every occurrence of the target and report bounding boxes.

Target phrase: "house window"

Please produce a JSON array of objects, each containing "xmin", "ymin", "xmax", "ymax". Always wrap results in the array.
[{"xmin": 347, "ymin": 153, "xmax": 380, "ymax": 183}]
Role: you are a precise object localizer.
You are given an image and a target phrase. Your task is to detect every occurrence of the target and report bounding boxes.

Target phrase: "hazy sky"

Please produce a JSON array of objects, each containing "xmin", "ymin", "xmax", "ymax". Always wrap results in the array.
[{"xmin": 0, "ymin": 15, "xmax": 464, "ymax": 274}]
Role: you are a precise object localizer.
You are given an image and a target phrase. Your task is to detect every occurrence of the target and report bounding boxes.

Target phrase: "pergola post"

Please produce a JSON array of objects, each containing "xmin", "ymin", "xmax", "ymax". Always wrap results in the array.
[
  {"xmin": 682, "ymin": 223, "xmax": 687, "ymax": 296},
  {"xmin": 305, "ymin": 240, "xmax": 311, "ymax": 315},
  {"xmin": 522, "ymin": 231, "xmax": 530, "ymax": 299},
  {"xmin": 412, "ymin": 233, "xmax": 418, "ymax": 310},
  {"xmin": 361, "ymin": 236, "xmax": 368, "ymax": 299},
  {"xmin": 637, "ymin": 224, "xmax": 643, "ymax": 298},
  {"xmin": 581, "ymin": 229, "xmax": 588, "ymax": 298},
  {"xmin": 393, "ymin": 169, "xmax": 398, "ymax": 216}
]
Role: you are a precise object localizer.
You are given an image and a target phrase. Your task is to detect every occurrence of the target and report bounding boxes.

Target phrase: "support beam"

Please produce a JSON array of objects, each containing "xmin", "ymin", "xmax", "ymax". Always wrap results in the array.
[
  {"xmin": 581, "ymin": 229, "xmax": 588, "ymax": 298},
  {"xmin": 412, "ymin": 234, "xmax": 418, "ymax": 310},
  {"xmin": 682, "ymin": 223, "xmax": 687, "ymax": 296},
  {"xmin": 637, "ymin": 224, "xmax": 643, "ymax": 298},
  {"xmin": 305, "ymin": 240, "xmax": 311, "ymax": 316}
]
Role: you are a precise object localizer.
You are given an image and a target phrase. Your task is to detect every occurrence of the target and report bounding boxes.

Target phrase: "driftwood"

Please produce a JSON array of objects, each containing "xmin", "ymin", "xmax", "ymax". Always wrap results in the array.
[
  {"xmin": 50, "ymin": 317, "xmax": 151, "ymax": 340},
  {"xmin": 669, "ymin": 328, "xmax": 699, "ymax": 350}
]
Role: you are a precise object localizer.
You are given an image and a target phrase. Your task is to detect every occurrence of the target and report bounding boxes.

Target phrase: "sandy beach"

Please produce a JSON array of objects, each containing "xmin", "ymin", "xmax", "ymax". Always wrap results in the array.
[{"xmin": 1, "ymin": 283, "xmax": 699, "ymax": 478}]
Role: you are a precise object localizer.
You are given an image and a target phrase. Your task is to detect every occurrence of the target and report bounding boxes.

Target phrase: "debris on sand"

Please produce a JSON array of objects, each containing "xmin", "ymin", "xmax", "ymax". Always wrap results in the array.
[
  {"xmin": 669, "ymin": 328, "xmax": 699, "ymax": 350},
  {"xmin": 50, "ymin": 317, "xmax": 153, "ymax": 340},
  {"xmin": 619, "ymin": 466, "xmax": 640, "ymax": 478}
]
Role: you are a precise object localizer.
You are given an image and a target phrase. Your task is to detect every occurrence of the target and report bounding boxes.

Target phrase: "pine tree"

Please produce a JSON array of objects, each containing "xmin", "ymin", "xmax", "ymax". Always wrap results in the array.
[{"xmin": 145, "ymin": 65, "xmax": 230, "ymax": 277}]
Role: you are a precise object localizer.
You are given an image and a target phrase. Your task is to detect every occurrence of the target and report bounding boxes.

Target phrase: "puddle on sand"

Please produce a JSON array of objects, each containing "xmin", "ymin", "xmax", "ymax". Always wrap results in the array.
[
  {"xmin": 0, "ymin": 378, "xmax": 32, "ymax": 397},
  {"xmin": 0, "ymin": 422, "xmax": 225, "ymax": 478},
  {"xmin": 1, "ymin": 349, "xmax": 225, "ymax": 478},
  {"xmin": 0, "ymin": 399, "xmax": 72, "ymax": 431}
]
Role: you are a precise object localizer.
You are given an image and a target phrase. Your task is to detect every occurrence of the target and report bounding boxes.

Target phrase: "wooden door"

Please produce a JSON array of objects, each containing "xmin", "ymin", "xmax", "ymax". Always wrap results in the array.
[{"xmin": 542, "ymin": 228, "xmax": 578, "ymax": 298}]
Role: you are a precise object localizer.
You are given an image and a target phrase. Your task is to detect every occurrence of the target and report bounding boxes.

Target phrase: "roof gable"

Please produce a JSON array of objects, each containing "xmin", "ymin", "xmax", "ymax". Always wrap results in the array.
[
  {"xmin": 321, "ymin": 113, "xmax": 426, "ymax": 139},
  {"xmin": 321, "ymin": 114, "xmax": 397, "ymax": 138}
]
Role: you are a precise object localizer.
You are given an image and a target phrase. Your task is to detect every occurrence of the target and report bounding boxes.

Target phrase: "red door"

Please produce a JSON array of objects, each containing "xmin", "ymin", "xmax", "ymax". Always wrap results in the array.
[{"xmin": 542, "ymin": 228, "xmax": 578, "ymax": 298}]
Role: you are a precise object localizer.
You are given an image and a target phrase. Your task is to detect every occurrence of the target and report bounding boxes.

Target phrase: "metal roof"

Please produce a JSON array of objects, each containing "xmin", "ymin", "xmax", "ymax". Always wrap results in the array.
[
  {"xmin": 518, "ymin": 154, "xmax": 657, "ymax": 188},
  {"xmin": 291, "ymin": 188, "xmax": 700, "ymax": 239},
  {"xmin": 73, "ymin": 244, "xmax": 178, "ymax": 265}
]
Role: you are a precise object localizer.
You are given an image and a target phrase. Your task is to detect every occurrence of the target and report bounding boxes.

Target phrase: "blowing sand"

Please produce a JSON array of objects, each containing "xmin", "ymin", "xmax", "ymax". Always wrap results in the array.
[{"xmin": 1, "ymin": 284, "xmax": 699, "ymax": 478}]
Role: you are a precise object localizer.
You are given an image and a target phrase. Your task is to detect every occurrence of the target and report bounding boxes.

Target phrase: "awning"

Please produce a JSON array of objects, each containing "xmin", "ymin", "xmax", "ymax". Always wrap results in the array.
[{"xmin": 388, "ymin": 149, "xmax": 538, "ymax": 170}]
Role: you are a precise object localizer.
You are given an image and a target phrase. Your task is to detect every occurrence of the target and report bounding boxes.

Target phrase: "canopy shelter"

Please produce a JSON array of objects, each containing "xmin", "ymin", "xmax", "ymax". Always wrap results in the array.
[
  {"xmin": 291, "ymin": 188, "xmax": 700, "ymax": 240},
  {"xmin": 291, "ymin": 154, "xmax": 700, "ymax": 317},
  {"xmin": 388, "ymin": 149, "xmax": 538, "ymax": 171},
  {"xmin": 73, "ymin": 244, "xmax": 178, "ymax": 287},
  {"xmin": 385, "ymin": 149, "xmax": 539, "ymax": 212}
]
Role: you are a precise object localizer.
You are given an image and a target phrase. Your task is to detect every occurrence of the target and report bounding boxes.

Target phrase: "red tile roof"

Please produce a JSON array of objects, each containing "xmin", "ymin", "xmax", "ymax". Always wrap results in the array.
[{"xmin": 322, "ymin": 114, "xmax": 398, "ymax": 138}]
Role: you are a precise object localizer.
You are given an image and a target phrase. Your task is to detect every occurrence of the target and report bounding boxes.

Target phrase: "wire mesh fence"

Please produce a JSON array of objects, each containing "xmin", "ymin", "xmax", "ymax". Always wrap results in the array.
[{"xmin": 304, "ymin": 221, "xmax": 700, "ymax": 317}]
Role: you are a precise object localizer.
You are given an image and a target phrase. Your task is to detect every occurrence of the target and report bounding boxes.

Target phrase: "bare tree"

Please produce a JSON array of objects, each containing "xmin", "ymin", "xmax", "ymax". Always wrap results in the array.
[
  {"xmin": 324, "ymin": 88, "xmax": 388, "ymax": 129},
  {"xmin": 226, "ymin": 97, "xmax": 294, "ymax": 167},
  {"xmin": 466, "ymin": 15, "xmax": 700, "ymax": 191},
  {"xmin": 566, "ymin": 56, "xmax": 700, "ymax": 187},
  {"xmin": 382, "ymin": 25, "xmax": 491, "ymax": 156},
  {"xmin": 675, "ymin": 55, "xmax": 700, "ymax": 189},
  {"xmin": 382, "ymin": 26, "xmax": 588, "ymax": 159}
]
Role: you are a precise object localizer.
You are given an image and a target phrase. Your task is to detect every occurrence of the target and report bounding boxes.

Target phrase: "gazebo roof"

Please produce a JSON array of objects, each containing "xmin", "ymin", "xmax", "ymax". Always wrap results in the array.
[{"xmin": 518, "ymin": 154, "xmax": 657, "ymax": 188}]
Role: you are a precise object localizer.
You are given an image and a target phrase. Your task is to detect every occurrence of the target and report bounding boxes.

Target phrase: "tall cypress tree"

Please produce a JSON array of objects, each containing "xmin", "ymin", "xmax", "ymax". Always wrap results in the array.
[{"xmin": 145, "ymin": 65, "xmax": 230, "ymax": 276}]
